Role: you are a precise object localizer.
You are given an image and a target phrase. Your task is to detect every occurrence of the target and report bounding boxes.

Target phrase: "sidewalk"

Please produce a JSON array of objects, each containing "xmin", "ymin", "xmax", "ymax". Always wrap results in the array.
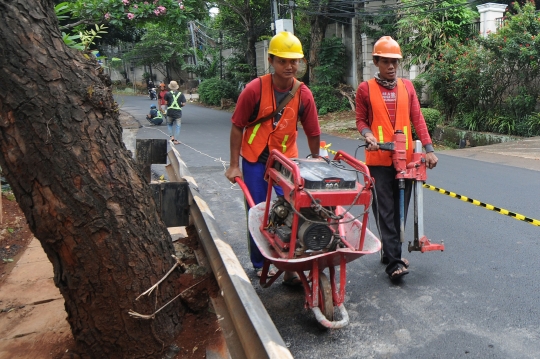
[
  {"xmin": 0, "ymin": 239, "xmax": 71, "ymax": 358},
  {"xmin": 439, "ymin": 136, "xmax": 540, "ymax": 172}
]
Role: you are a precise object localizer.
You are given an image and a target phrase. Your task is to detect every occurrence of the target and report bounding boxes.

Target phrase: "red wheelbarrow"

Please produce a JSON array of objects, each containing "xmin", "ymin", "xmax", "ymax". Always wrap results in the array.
[{"xmin": 235, "ymin": 150, "xmax": 381, "ymax": 329}]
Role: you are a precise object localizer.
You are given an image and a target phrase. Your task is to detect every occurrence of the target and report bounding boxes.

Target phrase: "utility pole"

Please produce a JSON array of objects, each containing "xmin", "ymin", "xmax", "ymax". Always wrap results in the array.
[
  {"xmin": 219, "ymin": 31, "xmax": 223, "ymax": 80},
  {"xmin": 189, "ymin": 22, "xmax": 198, "ymax": 67},
  {"xmin": 272, "ymin": 0, "xmax": 279, "ymax": 33},
  {"xmin": 289, "ymin": 0, "xmax": 294, "ymax": 22}
]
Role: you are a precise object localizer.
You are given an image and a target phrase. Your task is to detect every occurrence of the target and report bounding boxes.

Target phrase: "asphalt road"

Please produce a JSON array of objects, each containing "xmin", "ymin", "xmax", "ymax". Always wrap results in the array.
[{"xmin": 117, "ymin": 94, "xmax": 540, "ymax": 359}]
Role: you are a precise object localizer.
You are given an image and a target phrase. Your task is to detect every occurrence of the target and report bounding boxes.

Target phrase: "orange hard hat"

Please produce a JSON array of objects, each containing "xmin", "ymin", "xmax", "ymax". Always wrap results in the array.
[{"xmin": 373, "ymin": 36, "xmax": 402, "ymax": 59}]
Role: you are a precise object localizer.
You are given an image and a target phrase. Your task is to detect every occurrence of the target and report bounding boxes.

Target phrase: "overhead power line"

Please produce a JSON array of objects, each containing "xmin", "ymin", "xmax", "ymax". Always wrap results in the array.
[{"xmin": 296, "ymin": 0, "xmax": 484, "ymax": 18}]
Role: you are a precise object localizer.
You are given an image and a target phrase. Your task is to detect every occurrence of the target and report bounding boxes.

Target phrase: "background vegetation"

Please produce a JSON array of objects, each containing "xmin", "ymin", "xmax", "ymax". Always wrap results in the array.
[
  {"xmin": 55, "ymin": 0, "xmax": 540, "ymax": 138},
  {"xmin": 422, "ymin": 1, "xmax": 540, "ymax": 136}
]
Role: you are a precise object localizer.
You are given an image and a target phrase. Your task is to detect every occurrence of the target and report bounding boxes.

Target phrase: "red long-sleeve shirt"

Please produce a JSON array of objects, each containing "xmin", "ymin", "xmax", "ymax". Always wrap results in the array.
[{"xmin": 355, "ymin": 79, "xmax": 434, "ymax": 152}]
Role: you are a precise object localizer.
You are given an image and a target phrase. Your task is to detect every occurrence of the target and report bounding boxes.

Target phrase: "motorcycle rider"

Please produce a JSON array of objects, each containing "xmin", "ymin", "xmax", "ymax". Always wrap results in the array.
[{"xmin": 147, "ymin": 79, "xmax": 157, "ymax": 100}]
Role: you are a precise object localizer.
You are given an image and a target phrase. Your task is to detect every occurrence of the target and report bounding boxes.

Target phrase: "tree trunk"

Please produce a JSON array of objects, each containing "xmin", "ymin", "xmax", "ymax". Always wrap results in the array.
[
  {"xmin": 246, "ymin": 14, "xmax": 258, "ymax": 80},
  {"xmin": 0, "ymin": 1, "xmax": 185, "ymax": 357},
  {"xmin": 309, "ymin": 1, "xmax": 330, "ymax": 84}
]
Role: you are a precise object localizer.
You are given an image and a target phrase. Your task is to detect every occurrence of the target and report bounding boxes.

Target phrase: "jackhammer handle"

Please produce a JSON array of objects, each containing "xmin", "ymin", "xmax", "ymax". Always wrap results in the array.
[
  {"xmin": 234, "ymin": 177, "xmax": 256, "ymax": 208},
  {"xmin": 364, "ymin": 141, "xmax": 394, "ymax": 151},
  {"xmin": 377, "ymin": 142, "xmax": 395, "ymax": 151}
]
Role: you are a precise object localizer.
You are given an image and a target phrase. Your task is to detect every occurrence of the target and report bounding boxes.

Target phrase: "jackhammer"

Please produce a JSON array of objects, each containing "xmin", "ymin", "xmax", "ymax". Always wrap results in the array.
[{"xmin": 375, "ymin": 130, "xmax": 444, "ymax": 253}]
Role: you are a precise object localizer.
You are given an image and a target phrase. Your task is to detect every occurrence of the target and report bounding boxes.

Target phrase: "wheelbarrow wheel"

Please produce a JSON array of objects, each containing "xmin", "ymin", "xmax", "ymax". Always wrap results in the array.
[{"xmin": 318, "ymin": 272, "xmax": 334, "ymax": 324}]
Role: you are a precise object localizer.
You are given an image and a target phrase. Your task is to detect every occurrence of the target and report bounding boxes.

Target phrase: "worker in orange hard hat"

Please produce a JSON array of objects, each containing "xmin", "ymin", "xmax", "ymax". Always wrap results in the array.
[
  {"xmin": 225, "ymin": 31, "xmax": 321, "ymax": 286},
  {"xmin": 355, "ymin": 36, "xmax": 438, "ymax": 281}
]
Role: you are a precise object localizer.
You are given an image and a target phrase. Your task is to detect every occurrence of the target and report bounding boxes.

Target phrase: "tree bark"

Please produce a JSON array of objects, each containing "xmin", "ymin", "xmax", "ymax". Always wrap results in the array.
[
  {"xmin": 246, "ymin": 18, "xmax": 258, "ymax": 80},
  {"xmin": 309, "ymin": 1, "xmax": 330, "ymax": 84},
  {"xmin": 0, "ymin": 1, "xmax": 185, "ymax": 357}
]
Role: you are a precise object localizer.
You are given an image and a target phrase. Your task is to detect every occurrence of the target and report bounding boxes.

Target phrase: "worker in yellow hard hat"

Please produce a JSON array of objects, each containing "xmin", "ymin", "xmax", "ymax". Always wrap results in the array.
[
  {"xmin": 355, "ymin": 36, "xmax": 438, "ymax": 281},
  {"xmin": 225, "ymin": 31, "xmax": 321, "ymax": 286}
]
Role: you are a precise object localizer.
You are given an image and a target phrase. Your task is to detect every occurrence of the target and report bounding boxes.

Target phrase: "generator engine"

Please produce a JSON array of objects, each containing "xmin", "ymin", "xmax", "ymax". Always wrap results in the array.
[
  {"xmin": 267, "ymin": 158, "xmax": 359, "ymax": 254},
  {"xmin": 269, "ymin": 196, "xmax": 333, "ymax": 252}
]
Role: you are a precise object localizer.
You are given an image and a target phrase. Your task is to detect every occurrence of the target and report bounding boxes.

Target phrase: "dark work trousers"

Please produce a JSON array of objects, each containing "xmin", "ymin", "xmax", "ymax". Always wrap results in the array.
[
  {"xmin": 369, "ymin": 165, "xmax": 413, "ymax": 276},
  {"xmin": 241, "ymin": 158, "xmax": 283, "ymax": 270}
]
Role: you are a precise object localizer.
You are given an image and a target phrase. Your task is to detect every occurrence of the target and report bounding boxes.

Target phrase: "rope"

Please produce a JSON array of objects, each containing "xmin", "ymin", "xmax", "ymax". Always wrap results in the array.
[
  {"xmin": 135, "ymin": 254, "xmax": 182, "ymax": 301},
  {"xmin": 128, "ymin": 254, "xmax": 210, "ymax": 320},
  {"xmin": 141, "ymin": 124, "xmax": 231, "ymax": 180},
  {"xmin": 128, "ymin": 277, "xmax": 209, "ymax": 320}
]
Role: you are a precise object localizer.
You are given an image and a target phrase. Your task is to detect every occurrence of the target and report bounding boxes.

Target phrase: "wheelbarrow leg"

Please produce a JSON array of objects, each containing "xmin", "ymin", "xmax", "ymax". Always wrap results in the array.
[{"xmin": 258, "ymin": 261, "xmax": 283, "ymax": 288}]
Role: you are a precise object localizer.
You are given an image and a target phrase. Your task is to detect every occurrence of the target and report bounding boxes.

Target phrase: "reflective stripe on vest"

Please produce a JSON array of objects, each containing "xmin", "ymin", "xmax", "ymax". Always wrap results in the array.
[
  {"xmin": 154, "ymin": 111, "xmax": 163, "ymax": 119},
  {"xmin": 281, "ymin": 135, "xmax": 289, "ymax": 153},
  {"xmin": 403, "ymin": 125, "xmax": 409, "ymax": 150},
  {"xmin": 377, "ymin": 125, "xmax": 384, "ymax": 142},
  {"xmin": 248, "ymin": 123, "xmax": 261, "ymax": 144},
  {"xmin": 169, "ymin": 92, "xmax": 182, "ymax": 110}
]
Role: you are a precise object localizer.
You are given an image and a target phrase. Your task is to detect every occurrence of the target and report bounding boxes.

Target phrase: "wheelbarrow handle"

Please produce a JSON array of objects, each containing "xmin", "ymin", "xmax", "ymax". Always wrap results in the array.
[{"xmin": 234, "ymin": 177, "xmax": 256, "ymax": 208}]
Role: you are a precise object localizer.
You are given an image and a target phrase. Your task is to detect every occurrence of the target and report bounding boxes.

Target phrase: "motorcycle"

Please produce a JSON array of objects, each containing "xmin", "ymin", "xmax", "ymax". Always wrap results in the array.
[{"xmin": 148, "ymin": 88, "xmax": 157, "ymax": 100}]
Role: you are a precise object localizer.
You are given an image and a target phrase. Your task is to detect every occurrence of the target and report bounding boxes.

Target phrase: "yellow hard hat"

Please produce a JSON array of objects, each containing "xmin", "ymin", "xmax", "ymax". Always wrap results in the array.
[
  {"xmin": 373, "ymin": 36, "xmax": 402, "ymax": 59},
  {"xmin": 268, "ymin": 31, "xmax": 304, "ymax": 59}
]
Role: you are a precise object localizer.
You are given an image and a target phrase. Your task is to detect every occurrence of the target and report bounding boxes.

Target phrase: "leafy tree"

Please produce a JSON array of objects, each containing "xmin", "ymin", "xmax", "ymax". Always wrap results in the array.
[
  {"xmin": 396, "ymin": 0, "xmax": 478, "ymax": 69},
  {"xmin": 122, "ymin": 24, "xmax": 191, "ymax": 82},
  {"xmin": 358, "ymin": 4, "xmax": 400, "ymax": 41},
  {"xmin": 184, "ymin": 45, "xmax": 221, "ymax": 81},
  {"xmin": 223, "ymin": 52, "xmax": 253, "ymax": 89},
  {"xmin": 304, "ymin": 0, "xmax": 333, "ymax": 83},
  {"xmin": 423, "ymin": 1, "xmax": 540, "ymax": 136},
  {"xmin": 59, "ymin": 0, "xmax": 206, "ymax": 29},
  {"xmin": 211, "ymin": 0, "xmax": 272, "ymax": 79},
  {"xmin": 420, "ymin": 37, "xmax": 489, "ymax": 122},
  {"xmin": 313, "ymin": 36, "xmax": 347, "ymax": 86}
]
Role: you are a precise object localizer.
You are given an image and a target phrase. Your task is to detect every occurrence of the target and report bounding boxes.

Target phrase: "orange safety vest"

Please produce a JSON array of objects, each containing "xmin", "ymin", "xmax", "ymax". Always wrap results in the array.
[
  {"xmin": 365, "ymin": 78, "xmax": 413, "ymax": 166},
  {"xmin": 241, "ymin": 74, "xmax": 301, "ymax": 162}
]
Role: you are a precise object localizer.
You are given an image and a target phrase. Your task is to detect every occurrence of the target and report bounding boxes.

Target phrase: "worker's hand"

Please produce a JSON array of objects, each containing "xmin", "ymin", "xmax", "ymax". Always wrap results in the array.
[
  {"xmin": 425, "ymin": 152, "xmax": 438, "ymax": 169},
  {"xmin": 364, "ymin": 133, "xmax": 379, "ymax": 151},
  {"xmin": 225, "ymin": 166, "xmax": 242, "ymax": 184}
]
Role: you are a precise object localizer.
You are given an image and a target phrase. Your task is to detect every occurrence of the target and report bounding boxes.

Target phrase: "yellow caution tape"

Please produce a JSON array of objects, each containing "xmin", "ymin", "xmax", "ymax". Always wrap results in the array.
[
  {"xmin": 320, "ymin": 142, "xmax": 338, "ymax": 155},
  {"xmin": 323, "ymin": 143, "xmax": 540, "ymax": 227},
  {"xmin": 423, "ymin": 184, "xmax": 540, "ymax": 227}
]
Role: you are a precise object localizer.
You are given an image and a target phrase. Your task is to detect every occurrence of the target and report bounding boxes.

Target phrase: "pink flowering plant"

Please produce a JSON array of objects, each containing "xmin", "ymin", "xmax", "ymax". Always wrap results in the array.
[{"xmin": 58, "ymin": 0, "xmax": 198, "ymax": 27}]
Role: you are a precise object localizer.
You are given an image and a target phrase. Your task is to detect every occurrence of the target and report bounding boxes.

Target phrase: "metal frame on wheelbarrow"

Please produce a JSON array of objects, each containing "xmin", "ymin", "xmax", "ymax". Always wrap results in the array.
[{"xmin": 236, "ymin": 150, "xmax": 381, "ymax": 329}]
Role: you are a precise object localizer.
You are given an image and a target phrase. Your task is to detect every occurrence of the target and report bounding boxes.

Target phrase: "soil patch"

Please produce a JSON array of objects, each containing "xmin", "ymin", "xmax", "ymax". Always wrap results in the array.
[
  {"xmin": 317, "ymin": 110, "xmax": 360, "ymax": 140},
  {"xmin": 0, "ymin": 192, "xmax": 33, "ymax": 286}
]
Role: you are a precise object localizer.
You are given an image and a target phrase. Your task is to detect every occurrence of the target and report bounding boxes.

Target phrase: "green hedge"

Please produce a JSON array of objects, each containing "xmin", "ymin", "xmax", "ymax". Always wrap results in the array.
[
  {"xmin": 421, "ymin": 108, "xmax": 442, "ymax": 137},
  {"xmin": 198, "ymin": 78, "xmax": 239, "ymax": 106},
  {"xmin": 310, "ymin": 85, "xmax": 350, "ymax": 115}
]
